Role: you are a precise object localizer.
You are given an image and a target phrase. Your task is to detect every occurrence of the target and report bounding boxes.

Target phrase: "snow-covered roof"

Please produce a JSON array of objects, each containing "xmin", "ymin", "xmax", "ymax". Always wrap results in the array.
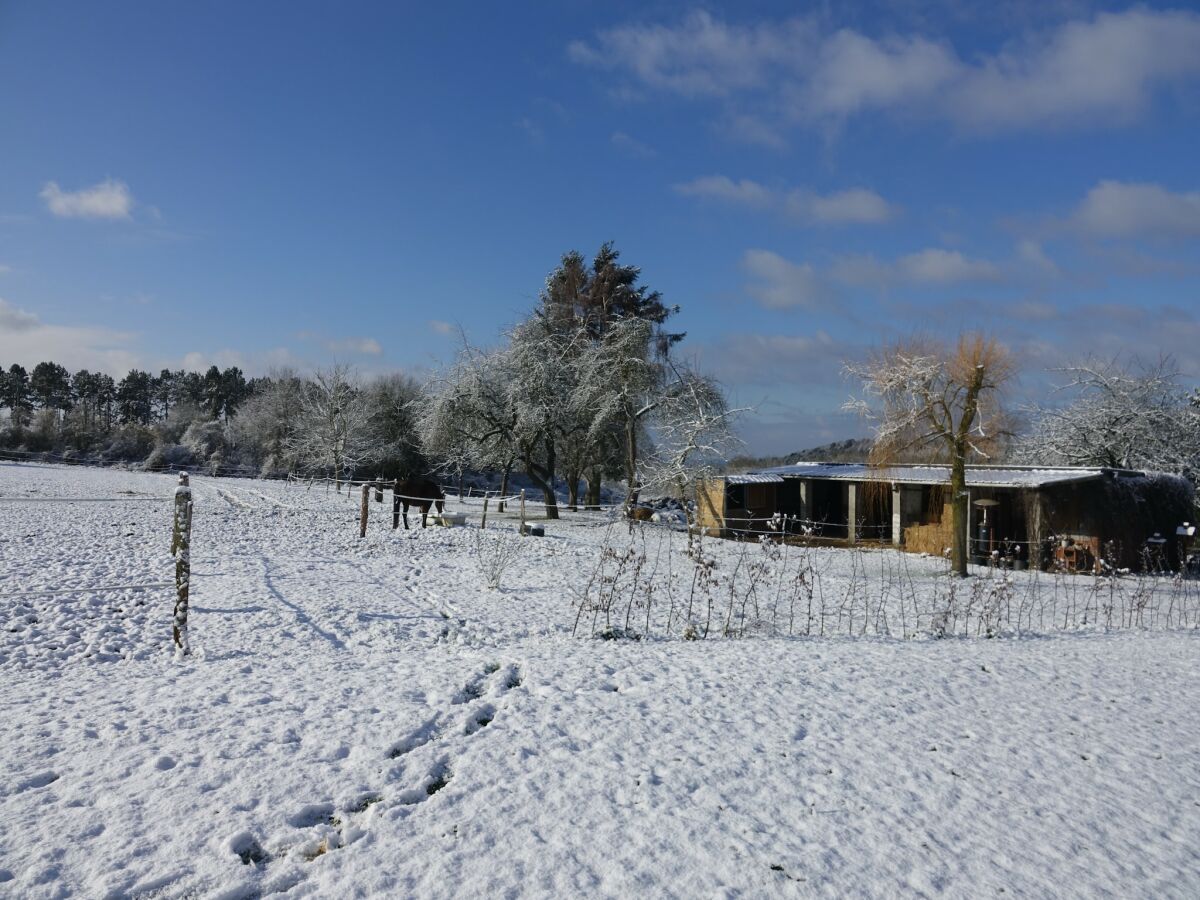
[
  {"xmin": 750, "ymin": 462, "xmax": 1122, "ymax": 489},
  {"xmin": 722, "ymin": 473, "xmax": 785, "ymax": 485}
]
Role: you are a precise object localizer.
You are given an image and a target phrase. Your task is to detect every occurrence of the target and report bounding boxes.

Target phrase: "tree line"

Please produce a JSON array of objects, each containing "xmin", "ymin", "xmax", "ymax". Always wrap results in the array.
[
  {"xmin": 0, "ymin": 244, "xmax": 740, "ymax": 506},
  {"xmin": 1, "ymin": 362, "xmax": 251, "ymax": 431}
]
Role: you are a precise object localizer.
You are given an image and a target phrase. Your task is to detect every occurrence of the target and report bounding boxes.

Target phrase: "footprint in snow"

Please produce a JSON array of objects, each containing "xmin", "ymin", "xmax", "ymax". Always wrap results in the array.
[
  {"xmin": 229, "ymin": 831, "xmax": 269, "ymax": 867},
  {"xmin": 287, "ymin": 802, "xmax": 337, "ymax": 829},
  {"xmin": 464, "ymin": 703, "xmax": 496, "ymax": 735},
  {"xmin": 387, "ymin": 715, "xmax": 442, "ymax": 760},
  {"xmin": 396, "ymin": 760, "xmax": 453, "ymax": 806},
  {"xmin": 15, "ymin": 771, "xmax": 59, "ymax": 793}
]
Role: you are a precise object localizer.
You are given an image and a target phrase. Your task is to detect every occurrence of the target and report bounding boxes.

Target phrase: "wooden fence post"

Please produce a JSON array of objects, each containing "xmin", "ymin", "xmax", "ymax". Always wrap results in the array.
[
  {"xmin": 374, "ymin": 477, "xmax": 383, "ymax": 503},
  {"xmin": 481, "ymin": 495, "xmax": 489, "ymax": 529},
  {"xmin": 171, "ymin": 472, "xmax": 193, "ymax": 655},
  {"xmin": 360, "ymin": 483, "xmax": 370, "ymax": 538},
  {"xmin": 520, "ymin": 489, "xmax": 527, "ymax": 536}
]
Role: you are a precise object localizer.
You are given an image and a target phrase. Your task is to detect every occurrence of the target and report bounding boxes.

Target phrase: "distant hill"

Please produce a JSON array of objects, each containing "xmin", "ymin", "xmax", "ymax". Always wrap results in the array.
[{"xmin": 726, "ymin": 437, "xmax": 873, "ymax": 472}]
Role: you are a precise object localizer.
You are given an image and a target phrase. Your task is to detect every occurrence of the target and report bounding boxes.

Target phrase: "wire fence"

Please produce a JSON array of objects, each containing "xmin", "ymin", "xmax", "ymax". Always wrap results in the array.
[{"xmin": 571, "ymin": 520, "xmax": 1200, "ymax": 641}]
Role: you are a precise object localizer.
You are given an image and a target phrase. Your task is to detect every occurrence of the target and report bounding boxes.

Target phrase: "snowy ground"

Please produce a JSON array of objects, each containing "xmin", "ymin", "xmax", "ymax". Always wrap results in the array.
[{"xmin": 1, "ymin": 463, "xmax": 1198, "ymax": 898}]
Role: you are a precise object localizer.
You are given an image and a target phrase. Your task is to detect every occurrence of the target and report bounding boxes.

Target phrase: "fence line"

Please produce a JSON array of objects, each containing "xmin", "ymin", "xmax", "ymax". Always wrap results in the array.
[{"xmin": 572, "ymin": 522, "xmax": 1200, "ymax": 641}]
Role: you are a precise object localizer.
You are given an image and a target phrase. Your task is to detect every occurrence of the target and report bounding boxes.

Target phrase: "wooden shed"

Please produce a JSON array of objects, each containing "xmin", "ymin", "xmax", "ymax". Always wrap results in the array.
[
  {"xmin": 696, "ymin": 473, "xmax": 785, "ymax": 536},
  {"xmin": 737, "ymin": 463, "xmax": 1194, "ymax": 571}
]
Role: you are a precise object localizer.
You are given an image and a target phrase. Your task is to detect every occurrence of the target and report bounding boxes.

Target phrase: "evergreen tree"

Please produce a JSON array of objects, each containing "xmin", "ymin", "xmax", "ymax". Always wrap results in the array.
[
  {"xmin": 178, "ymin": 371, "xmax": 205, "ymax": 407},
  {"xmin": 203, "ymin": 366, "xmax": 224, "ymax": 418},
  {"xmin": 30, "ymin": 361, "xmax": 74, "ymax": 411},
  {"xmin": 72, "ymin": 369, "xmax": 97, "ymax": 431},
  {"xmin": 2, "ymin": 364, "xmax": 33, "ymax": 427},
  {"xmin": 221, "ymin": 366, "xmax": 248, "ymax": 418},
  {"xmin": 94, "ymin": 373, "xmax": 117, "ymax": 430},
  {"xmin": 117, "ymin": 370, "xmax": 154, "ymax": 425},
  {"xmin": 153, "ymin": 369, "xmax": 180, "ymax": 420}
]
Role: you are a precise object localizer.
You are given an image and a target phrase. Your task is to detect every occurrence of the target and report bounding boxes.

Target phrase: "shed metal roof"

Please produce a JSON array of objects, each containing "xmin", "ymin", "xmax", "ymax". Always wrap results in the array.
[
  {"xmin": 749, "ymin": 462, "xmax": 1121, "ymax": 489},
  {"xmin": 722, "ymin": 473, "xmax": 786, "ymax": 485}
]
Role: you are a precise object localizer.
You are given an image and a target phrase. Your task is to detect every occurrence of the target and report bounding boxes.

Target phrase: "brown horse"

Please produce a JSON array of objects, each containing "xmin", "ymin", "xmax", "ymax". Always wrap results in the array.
[{"xmin": 393, "ymin": 477, "xmax": 445, "ymax": 529}]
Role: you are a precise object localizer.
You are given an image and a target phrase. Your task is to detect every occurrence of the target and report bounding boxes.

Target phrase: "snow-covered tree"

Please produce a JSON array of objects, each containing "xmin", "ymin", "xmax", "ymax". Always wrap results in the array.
[
  {"xmin": 363, "ymin": 373, "xmax": 426, "ymax": 478},
  {"xmin": 287, "ymin": 364, "xmax": 369, "ymax": 488},
  {"xmin": 639, "ymin": 362, "xmax": 743, "ymax": 500},
  {"xmin": 418, "ymin": 344, "xmax": 520, "ymax": 504},
  {"xmin": 1020, "ymin": 356, "xmax": 1200, "ymax": 487},
  {"xmin": 573, "ymin": 317, "xmax": 665, "ymax": 506},
  {"xmin": 845, "ymin": 334, "xmax": 1016, "ymax": 577},
  {"xmin": 229, "ymin": 369, "xmax": 305, "ymax": 475}
]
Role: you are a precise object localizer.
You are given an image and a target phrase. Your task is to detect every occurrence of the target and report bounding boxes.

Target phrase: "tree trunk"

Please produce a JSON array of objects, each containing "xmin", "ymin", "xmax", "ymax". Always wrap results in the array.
[
  {"xmin": 526, "ymin": 465, "xmax": 559, "ymax": 519},
  {"xmin": 542, "ymin": 437, "xmax": 560, "ymax": 519},
  {"xmin": 950, "ymin": 454, "xmax": 968, "ymax": 577},
  {"xmin": 624, "ymin": 415, "xmax": 638, "ymax": 508},
  {"xmin": 566, "ymin": 472, "xmax": 580, "ymax": 511},
  {"xmin": 498, "ymin": 465, "xmax": 511, "ymax": 513},
  {"xmin": 524, "ymin": 442, "xmax": 559, "ymax": 520},
  {"xmin": 585, "ymin": 467, "xmax": 603, "ymax": 509}
]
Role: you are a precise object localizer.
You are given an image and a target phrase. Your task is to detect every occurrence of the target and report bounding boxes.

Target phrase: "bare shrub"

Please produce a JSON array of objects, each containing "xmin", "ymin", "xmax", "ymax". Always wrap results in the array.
[{"xmin": 470, "ymin": 525, "xmax": 526, "ymax": 591}]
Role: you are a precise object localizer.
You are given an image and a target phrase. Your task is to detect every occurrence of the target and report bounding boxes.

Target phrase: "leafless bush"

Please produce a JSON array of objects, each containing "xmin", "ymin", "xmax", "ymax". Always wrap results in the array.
[
  {"xmin": 470, "ymin": 525, "xmax": 526, "ymax": 591},
  {"xmin": 570, "ymin": 520, "xmax": 1200, "ymax": 641}
]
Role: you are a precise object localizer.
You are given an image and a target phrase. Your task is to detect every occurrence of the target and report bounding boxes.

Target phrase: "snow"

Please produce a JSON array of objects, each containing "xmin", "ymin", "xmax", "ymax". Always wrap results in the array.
[
  {"xmin": 2, "ymin": 462, "xmax": 1199, "ymax": 898},
  {"xmin": 755, "ymin": 462, "xmax": 1112, "ymax": 488}
]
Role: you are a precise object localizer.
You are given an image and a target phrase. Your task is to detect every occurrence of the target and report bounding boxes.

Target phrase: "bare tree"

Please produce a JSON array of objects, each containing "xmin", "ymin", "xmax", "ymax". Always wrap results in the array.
[
  {"xmin": 845, "ymin": 334, "xmax": 1015, "ymax": 577},
  {"xmin": 288, "ymin": 364, "xmax": 369, "ymax": 489}
]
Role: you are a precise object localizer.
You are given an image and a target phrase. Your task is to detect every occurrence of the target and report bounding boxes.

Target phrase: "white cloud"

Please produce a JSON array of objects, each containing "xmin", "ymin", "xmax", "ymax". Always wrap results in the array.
[
  {"xmin": 741, "ymin": 250, "xmax": 835, "ymax": 311},
  {"xmin": 40, "ymin": 178, "xmax": 134, "ymax": 220},
  {"xmin": 1015, "ymin": 239, "xmax": 1060, "ymax": 275},
  {"xmin": 1069, "ymin": 180, "xmax": 1200, "ymax": 238},
  {"xmin": 428, "ymin": 320, "xmax": 457, "ymax": 336},
  {"xmin": 677, "ymin": 177, "xmax": 895, "ymax": 225},
  {"xmin": 326, "ymin": 337, "xmax": 383, "ymax": 356},
  {"xmin": 180, "ymin": 347, "xmax": 304, "ymax": 374},
  {"xmin": 947, "ymin": 8, "xmax": 1200, "ymax": 131},
  {"xmin": 0, "ymin": 298, "xmax": 138, "ymax": 373},
  {"xmin": 748, "ymin": 245, "xmax": 1007, "ymax": 308},
  {"xmin": 0, "ymin": 298, "xmax": 39, "ymax": 332},
  {"xmin": 700, "ymin": 330, "xmax": 848, "ymax": 387},
  {"xmin": 786, "ymin": 187, "xmax": 896, "ymax": 224},
  {"xmin": 568, "ymin": 10, "xmax": 810, "ymax": 98},
  {"xmin": 802, "ymin": 30, "xmax": 959, "ymax": 119},
  {"xmin": 720, "ymin": 113, "xmax": 788, "ymax": 150},
  {"xmin": 610, "ymin": 131, "xmax": 656, "ymax": 158},
  {"xmin": 895, "ymin": 248, "xmax": 1001, "ymax": 284},
  {"xmin": 674, "ymin": 175, "xmax": 773, "ymax": 209},
  {"xmin": 830, "ymin": 249, "xmax": 1000, "ymax": 286},
  {"xmin": 571, "ymin": 8, "xmax": 1200, "ymax": 134}
]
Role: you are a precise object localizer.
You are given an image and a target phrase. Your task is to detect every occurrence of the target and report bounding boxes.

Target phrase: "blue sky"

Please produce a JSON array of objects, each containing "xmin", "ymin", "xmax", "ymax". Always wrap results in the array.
[{"xmin": 1, "ymin": 1, "xmax": 1198, "ymax": 454}]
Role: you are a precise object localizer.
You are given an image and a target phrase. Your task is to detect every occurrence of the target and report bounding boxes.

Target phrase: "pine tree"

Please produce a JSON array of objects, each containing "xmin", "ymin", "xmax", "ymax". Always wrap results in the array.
[
  {"xmin": 30, "ymin": 361, "xmax": 73, "ymax": 412},
  {"xmin": 2, "ymin": 364, "xmax": 33, "ymax": 427},
  {"xmin": 117, "ymin": 370, "xmax": 154, "ymax": 425}
]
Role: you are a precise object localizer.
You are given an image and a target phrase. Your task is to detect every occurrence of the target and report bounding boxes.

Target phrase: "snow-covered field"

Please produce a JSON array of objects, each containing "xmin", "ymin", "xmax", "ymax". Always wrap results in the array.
[{"xmin": 1, "ymin": 463, "xmax": 1198, "ymax": 898}]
